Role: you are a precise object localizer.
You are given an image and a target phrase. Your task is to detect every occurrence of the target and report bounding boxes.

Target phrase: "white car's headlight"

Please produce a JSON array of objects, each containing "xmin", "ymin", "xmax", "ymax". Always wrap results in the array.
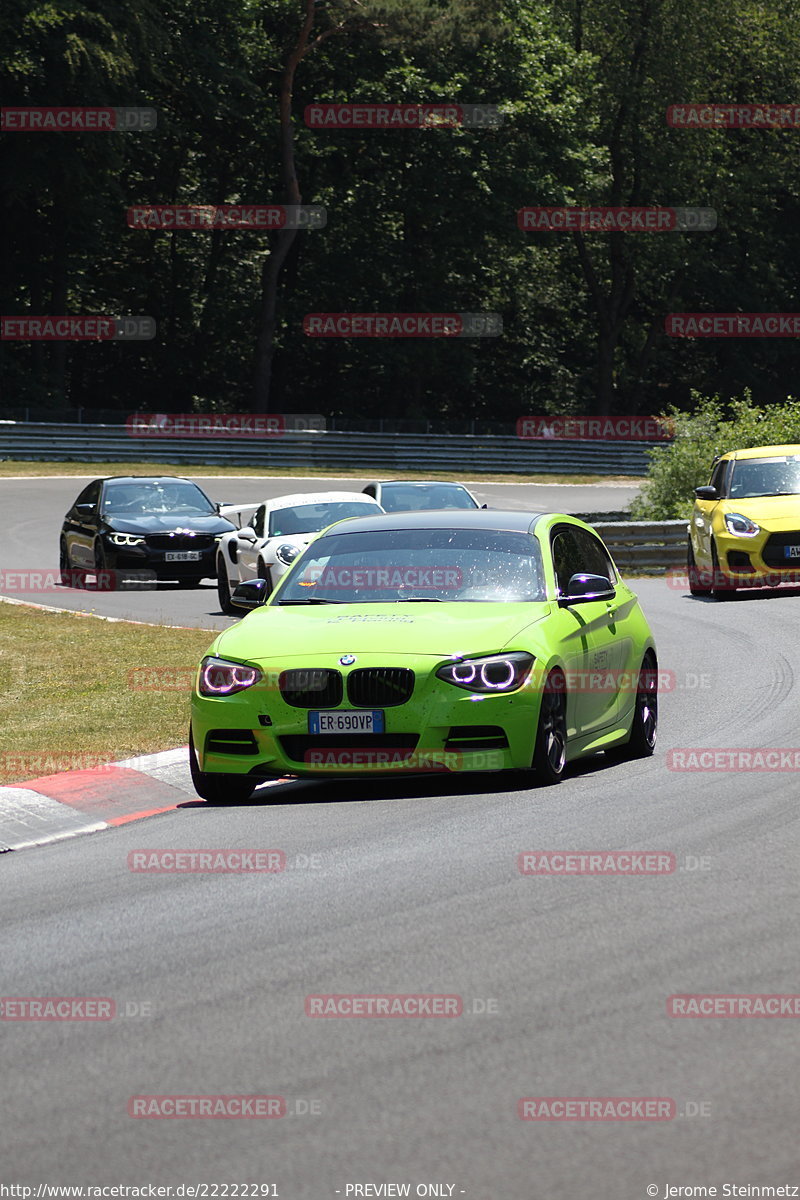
[
  {"xmin": 437, "ymin": 652, "xmax": 535, "ymax": 693},
  {"xmin": 108, "ymin": 532, "xmax": 145, "ymax": 546},
  {"xmin": 724, "ymin": 513, "xmax": 760, "ymax": 537},
  {"xmin": 198, "ymin": 655, "xmax": 262, "ymax": 696},
  {"xmin": 276, "ymin": 542, "xmax": 302, "ymax": 566}
]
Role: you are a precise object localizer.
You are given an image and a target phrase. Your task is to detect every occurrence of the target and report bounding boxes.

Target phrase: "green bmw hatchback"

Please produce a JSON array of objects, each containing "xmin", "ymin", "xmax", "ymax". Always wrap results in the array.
[{"xmin": 189, "ymin": 511, "xmax": 658, "ymax": 801}]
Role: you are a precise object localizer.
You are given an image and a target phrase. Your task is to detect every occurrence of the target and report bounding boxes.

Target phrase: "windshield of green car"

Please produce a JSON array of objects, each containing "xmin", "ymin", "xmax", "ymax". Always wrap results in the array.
[
  {"xmin": 274, "ymin": 528, "xmax": 546, "ymax": 603},
  {"xmin": 268, "ymin": 501, "xmax": 379, "ymax": 537},
  {"xmin": 728, "ymin": 456, "xmax": 800, "ymax": 499}
]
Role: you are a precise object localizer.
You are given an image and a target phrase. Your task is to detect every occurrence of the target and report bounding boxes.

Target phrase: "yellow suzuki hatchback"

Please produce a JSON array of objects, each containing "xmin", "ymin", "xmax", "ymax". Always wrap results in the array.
[{"xmin": 688, "ymin": 444, "xmax": 800, "ymax": 598}]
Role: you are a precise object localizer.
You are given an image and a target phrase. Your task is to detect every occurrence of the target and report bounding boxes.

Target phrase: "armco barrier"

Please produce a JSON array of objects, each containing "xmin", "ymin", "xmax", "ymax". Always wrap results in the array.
[
  {"xmin": 590, "ymin": 520, "xmax": 688, "ymax": 572},
  {"xmin": 0, "ymin": 423, "xmax": 661, "ymax": 475}
]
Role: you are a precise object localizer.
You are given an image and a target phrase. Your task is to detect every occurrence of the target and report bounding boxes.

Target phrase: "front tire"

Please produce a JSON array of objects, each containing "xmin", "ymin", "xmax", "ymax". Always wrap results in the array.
[
  {"xmin": 189, "ymin": 728, "xmax": 256, "ymax": 804},
  {"xmin": 94, "ymin": 540, "xmax": 117, "ymax": 590},
  {"xmin": 687, "ymin": 540, "xmax": 712, "ymax": 597},
  {"xmin": 59, "ymin": 538, "xmax": 72, "ymax": 585},
  {"xmin": 606, "ymin": 651, "xmax": 658, "ymax": 761},
  {"xmin": 530, "ymin": 668, "xmax": 567, "ymax": 784},
  {"xmin": 711, "ymin": 540, "xmax": 736, "ymax": 600},
  {"xmin": 217, "ymin": 557, "xmax": 239, "ymax": 615},
  {"xmin": 257, "ymin": 559, "xmax": 273, "ymax": 592}
]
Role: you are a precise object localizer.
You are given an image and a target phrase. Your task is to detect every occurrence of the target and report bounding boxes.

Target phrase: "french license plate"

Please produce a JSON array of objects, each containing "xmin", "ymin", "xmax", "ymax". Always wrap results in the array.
[
  {"xmin": 165, "ymin": 550, "xmax": 202, "ymax": 562},
  {"xmin": 783, "ymin": 545, "xmax": 800, "ymax": 559},
  {"xmin": 308, "ymin": 710, "xmax": 385, "ymax": 734}
]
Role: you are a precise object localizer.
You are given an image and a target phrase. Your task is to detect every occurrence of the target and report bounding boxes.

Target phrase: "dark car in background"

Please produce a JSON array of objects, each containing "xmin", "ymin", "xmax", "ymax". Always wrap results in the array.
[
  {"xmin": 59, "ymin": 476, "xmax": 236, "ymax": 586},
  {"xmin": 362, "ymin": 479, "xmax": 484, "ymax": 511}
]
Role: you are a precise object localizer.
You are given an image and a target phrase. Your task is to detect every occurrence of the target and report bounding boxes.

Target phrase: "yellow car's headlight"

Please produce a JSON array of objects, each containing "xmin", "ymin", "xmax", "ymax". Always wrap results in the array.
[{"xmin": 724, "ymin": 513, "xmax": 760, "ymax": 537}]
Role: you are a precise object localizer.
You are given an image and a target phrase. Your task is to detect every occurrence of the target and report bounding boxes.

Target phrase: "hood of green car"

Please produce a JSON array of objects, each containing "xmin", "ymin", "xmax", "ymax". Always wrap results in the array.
[{"xmin": 214, "ymin": 601, "xmax": 553, "ymax": 662}]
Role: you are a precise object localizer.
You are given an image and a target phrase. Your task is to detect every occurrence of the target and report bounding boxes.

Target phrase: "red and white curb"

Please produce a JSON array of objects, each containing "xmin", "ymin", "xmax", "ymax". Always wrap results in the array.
[{"xmin": 0, "ymin": 748, "xmax": 293, "ymax": 854}]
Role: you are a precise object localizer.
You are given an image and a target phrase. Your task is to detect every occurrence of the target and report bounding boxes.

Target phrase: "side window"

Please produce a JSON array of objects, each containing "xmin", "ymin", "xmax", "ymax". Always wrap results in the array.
[
  {"xmin": 709, "ymin": 460, "xmax": 727, "ymax": 495},
  {"xmin": 253, "ymin": 505, "xmax": 265, "ymax": 538},
  {"xmin": 363, "ymin": 485, "xmax": 376, "ymax": 499},
  {"xmin": 74, "ymin": 481, "xmax": 100, "ymax": 511},
  {"xmin": 551, "ymin": 526, "xmax": 616, "ymax": 594}
]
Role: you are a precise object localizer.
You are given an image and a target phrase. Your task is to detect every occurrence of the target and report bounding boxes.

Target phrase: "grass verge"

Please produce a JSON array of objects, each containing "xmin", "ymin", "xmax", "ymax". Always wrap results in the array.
[
  {"xmin": 0, "ymin": 459, "xmax": 645, "ymax": 486},
  {"xmin": 0, "ymin": 602, "xmax": 213, "ymax": 784}
]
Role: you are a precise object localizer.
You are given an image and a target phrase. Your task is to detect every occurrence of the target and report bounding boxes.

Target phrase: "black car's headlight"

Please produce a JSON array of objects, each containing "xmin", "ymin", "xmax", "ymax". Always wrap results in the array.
[
  {"xmin": 724, "ymin": 513, "xmax": 760, "ymax": 537},
  {"xmin": 437, "ymin": 652, "xmax": 535, "ymax": 693},
  {"xmin": 275, "ymin": 542, "xmax": 302, "ymax": 566},
  {"xmin": 107, "ymin": 532, "xmax": 146, "ymax": 547},
  {"xmin": 198, "ymin": 655, "xmax": 263, "ymax": 696}
]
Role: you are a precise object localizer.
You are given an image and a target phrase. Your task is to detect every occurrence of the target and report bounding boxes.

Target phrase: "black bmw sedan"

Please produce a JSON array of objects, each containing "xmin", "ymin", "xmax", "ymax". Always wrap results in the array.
[{"xmin": 59, "ymin": 476, "xmax": 236, "ymax": 586}]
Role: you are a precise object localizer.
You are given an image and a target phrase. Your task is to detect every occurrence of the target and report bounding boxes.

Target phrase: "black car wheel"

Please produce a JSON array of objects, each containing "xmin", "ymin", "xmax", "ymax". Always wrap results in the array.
[
  {"xmin": 531, "ymin": 668, "xmax": 567, "ymax": 784},
  {"xmin": 687, "ymin": 540, "xmax": 712, "ymax": 597},
  {"xmin": 189, "ymin": 728, "xmax": 256, "ymax": 804},
  {"xmin": 58, "ymin": 538, "xmax": 72, "ymax": 585},
  {"xmin": 257, "ymin": 560, "xmax": 273, "ymax": 591},
  {"xmin": 606, "ymin": 651, "xmax": 658, "ymax": 761},
  {"xmin": 217, "ymin": 557, "xmax": 239, "ymax": 614},
  {"xmin": 711, "ymin": 540, "xmax": 736, "ymax": 600},
  {"xmin": 94, "ymin": 540, "xmax": 117, "ymax": 590}
]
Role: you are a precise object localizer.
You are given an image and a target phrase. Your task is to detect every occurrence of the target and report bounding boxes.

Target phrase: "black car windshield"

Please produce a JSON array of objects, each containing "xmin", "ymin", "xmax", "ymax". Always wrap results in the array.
[
  {"xmin": 728, "ymin": 456, "xmax": 800, "ymax": 499},
  {"xmin": 102, "ymin": 480, "xmax": 216, "ymax": 516},
  {"xmin": 275, "ymin": 528, "xmax": 545, "ymax": 603},
  {"xmin": 268, "ymin": 501, "xmax": 379, "ymax": 537},
  {"xmin": 378, "ymin": 483, "xmax": 477, "ymax": 512}
]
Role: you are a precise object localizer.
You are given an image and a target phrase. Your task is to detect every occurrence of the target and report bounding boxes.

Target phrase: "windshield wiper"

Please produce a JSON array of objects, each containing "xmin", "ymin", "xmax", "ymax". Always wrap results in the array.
[
  {"xmin": 395, "ymin": 596, "xmax": 444, "ymax": 602},
  {"xmin": 276, "ymin": 597, "xmax": 344, "ymax": 605}
]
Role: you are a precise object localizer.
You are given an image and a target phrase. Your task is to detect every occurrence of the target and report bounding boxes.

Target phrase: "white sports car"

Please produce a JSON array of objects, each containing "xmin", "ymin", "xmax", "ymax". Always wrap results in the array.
[{"xmin": 216, "ymin": 491, "xmax": 384, "ymax": 613}]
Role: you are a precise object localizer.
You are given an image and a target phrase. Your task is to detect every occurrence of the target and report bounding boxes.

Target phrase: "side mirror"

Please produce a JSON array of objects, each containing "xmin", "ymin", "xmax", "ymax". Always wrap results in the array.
[
  {"xmin": 238, "ymin": 527, "xmax": 257, "ymax": 542},
  {"xmin": 231, "ymin": 579, "xmax": 270, "ymax": 610},
  {"xmin": 694, "ymin": 485, "xmax": 718, "ymax": 500},
  {"xmin": 558, "ymin": 573, "xmax": 615, "ymax": 606}
]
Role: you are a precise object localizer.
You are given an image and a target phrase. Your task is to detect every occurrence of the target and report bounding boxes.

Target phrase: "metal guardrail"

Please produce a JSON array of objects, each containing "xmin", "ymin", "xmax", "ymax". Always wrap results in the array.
[
  {"xmin": 591, "ymin": 519, "xmax": 688, "ymax": 572},
  {"xmin": 0, "ymin": 423, "xmax": 661, "ymax": 475}
]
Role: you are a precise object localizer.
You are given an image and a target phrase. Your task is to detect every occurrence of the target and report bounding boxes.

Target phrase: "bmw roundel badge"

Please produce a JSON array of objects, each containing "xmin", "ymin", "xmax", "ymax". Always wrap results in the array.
[{"xmin": 339, "ymin": 654, "xmax": 356, "ymax": 666}]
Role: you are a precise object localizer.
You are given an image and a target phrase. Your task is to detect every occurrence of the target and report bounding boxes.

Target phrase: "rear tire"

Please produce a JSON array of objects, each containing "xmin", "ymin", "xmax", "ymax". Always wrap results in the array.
[
  {"xmin": 530, "ymin": 668, "xmax": 567, "ymax": 784},
  {"xmin": 605, "ymin": 651, "xmax": 658, "ymax": 761},
  {"xmin": 217, "ymin": 557, "xmax": 239, "ymax": 615},
  {"xmin": 711, "ymin": 540, "xmax": 736, "ymax": 600},
  {"xmin": 59, "ymin": 538, "xmax": 72, "ymax": 585},
  {"xmin": 687, "ymin": 540, "xmax": 712, "ymax": 597},
  {"xmin": 189, "ymin": 728, "xmax": 256, "ymax": 804}
]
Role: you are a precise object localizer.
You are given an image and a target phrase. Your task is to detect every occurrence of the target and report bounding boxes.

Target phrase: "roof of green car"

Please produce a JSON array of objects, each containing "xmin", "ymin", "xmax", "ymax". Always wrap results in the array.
[{"xmin": 316, "ymin": 509, "xmax": 555, "ymax": 535}]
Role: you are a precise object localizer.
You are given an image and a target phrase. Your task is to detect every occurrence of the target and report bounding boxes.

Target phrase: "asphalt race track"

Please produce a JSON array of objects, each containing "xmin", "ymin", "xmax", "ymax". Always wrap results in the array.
[
  {"xmin": 2, "ymin": 473, "xmax": 800, "ymax": 1195},
  {"xmin": 0, "ymin": 475, "xmax": 639, "ymax": 628}
]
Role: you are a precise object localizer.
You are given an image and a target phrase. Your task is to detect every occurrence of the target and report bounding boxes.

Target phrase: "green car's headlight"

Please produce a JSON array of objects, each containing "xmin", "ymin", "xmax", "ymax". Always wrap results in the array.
[
  {"xmin": 108, "ymin": 532, "xmax": 145, "ymax": 546},
  {"xmin": 724, "ymin": 513, "xmax": 760, "ymax": 537},
  {"xmin": 198, "ymin": 655, "xmax": 262, "ymax": 696},
  {"xmin": 437, "ymin": 652, "xmax": 535, "ymax": 693}
]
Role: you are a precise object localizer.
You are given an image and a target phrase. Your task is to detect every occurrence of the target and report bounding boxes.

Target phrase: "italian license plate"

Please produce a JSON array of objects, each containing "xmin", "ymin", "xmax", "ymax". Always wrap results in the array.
[
  {"xmin": 308, "ymin": 710, "xmax": 385, "ymax": 734},
  {"xmin": 783, "ymin": 545, "xmax": 800, "ymax": 559},
  {"xmin": 165, "ymin": 550, "xmax": 202, "ymax": 562}
]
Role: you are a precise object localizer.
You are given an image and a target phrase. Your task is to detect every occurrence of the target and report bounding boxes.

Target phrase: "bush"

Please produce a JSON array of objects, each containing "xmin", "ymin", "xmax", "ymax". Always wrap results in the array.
[{"xmin": 630, "ymin": 392, "xmax": 800, "ymax": 520}]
